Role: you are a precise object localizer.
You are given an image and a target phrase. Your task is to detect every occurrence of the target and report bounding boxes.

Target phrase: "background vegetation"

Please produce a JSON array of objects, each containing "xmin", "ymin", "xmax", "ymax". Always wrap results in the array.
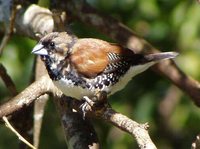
[{"xmin": 0, "ymin": 0, "xmax": 200, "ymax": 148}]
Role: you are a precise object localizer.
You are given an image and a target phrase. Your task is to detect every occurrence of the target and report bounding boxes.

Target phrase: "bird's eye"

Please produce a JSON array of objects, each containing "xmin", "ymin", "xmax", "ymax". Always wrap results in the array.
[{"xmin": 49, "ymin": 42, "xmax": 55, "ymax": 47}]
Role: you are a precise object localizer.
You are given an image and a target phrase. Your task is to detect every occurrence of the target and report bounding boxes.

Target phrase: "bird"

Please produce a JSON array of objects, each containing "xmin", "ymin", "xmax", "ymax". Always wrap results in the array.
[{"xmin": 32, "ymin": 32, "xmax": 178, "ymax": 103}]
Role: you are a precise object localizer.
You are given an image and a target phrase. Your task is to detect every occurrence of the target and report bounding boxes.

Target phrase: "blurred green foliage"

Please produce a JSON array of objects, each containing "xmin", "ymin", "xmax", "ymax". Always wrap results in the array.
[{"xmin": 1, "ymin": 0, "xmax": 200, "ymax": 149}]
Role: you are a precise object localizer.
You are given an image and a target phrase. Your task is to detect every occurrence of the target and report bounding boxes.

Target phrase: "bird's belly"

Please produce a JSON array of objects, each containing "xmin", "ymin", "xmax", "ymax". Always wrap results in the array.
[
  {"xmin": 53, "ymin": 62, "xmax": 154, "ymax": 99},
  {"xmin": 53, "ymin": 78, "xmax": 94, "ymax": 100}
]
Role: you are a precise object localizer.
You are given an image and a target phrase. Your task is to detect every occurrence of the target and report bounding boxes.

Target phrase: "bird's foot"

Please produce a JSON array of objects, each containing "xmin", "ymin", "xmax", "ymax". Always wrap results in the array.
[
  {"xmin": 80, "ymin": 91, "xmax": 108, "ymax": 119},
  {"xmin": 80, "ymin": 96, "xmax": 95, "ymax": 119}
]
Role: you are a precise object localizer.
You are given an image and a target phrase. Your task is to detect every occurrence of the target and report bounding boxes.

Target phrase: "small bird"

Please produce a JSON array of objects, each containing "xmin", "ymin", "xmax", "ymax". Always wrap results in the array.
[{"xmin": 32, "ymin": 32, "xmax": 178, "ymax": 102}]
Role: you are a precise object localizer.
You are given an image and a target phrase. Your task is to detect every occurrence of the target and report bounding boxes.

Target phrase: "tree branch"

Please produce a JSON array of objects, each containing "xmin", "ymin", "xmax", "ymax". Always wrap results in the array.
[
  {"xmin": 0, "ymin": 75, "xmax": 53, "ymax": 118},
  {"xmin": 71, "ymin": 98, "xmax": 157, "ymax": 149},
  {"xmin": 103, "ymin": 109, "xmax": 156, "ymax": 149},
  {"xmin": 54, "ymin": 96, "xmax": 100, "ymax": 149}
]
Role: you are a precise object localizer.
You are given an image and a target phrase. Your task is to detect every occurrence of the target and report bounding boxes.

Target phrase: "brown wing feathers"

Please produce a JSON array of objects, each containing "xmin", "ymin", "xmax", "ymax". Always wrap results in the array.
[{"xmin": 70, "ymin": 39, "xmax": 110, "ymax": 78}]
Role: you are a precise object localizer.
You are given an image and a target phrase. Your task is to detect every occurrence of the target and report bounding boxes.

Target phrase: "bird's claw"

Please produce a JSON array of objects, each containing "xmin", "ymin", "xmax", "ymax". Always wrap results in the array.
[
  {"xmin": 80, "ymin": 92, "xmax": 108, "ymax": 119},
  {"xmin": 80, "ymin": 96, "xmax": 95, "ymax": 119}
]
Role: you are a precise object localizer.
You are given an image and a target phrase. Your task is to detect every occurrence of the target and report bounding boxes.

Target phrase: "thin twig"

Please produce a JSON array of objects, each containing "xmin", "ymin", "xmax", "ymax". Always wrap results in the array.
[
  {"xmin": 52, "ymin": 9, "xmax": 65, "ymax": 32},
  {"xmin": 0, "ymin": 64, "xmax": 17, "ymax": 96},
  {"xmin": 159, "ymin": 85, "xmax": 181, "ymax": 120},
  {"xmin": 0, "ymin": 5, "xmax": 21, "ymax": 56},
  {"xmin": 33, "ymin": 57, "xmax": 49, "ymax": 148},
  {"xmin": 2, "ymin": 116, "xmax": 37, "ymax": 149}
]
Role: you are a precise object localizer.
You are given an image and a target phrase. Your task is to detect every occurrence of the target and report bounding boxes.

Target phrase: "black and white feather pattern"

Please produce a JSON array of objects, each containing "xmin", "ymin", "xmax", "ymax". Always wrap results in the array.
[{"xmin": 104, "ymin": 52, "xmax": 130, "ymax": 74}]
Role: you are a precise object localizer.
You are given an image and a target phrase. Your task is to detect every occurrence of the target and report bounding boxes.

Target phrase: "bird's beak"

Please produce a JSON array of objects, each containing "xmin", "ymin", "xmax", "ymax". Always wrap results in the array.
[{"xmin": 32, "ymin": 44, "xmax": 48, "ymax": 56}]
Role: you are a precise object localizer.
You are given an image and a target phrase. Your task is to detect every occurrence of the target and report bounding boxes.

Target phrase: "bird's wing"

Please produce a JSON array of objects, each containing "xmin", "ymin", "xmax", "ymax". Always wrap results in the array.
[
  {"xmin": 70, "ymin": 38, "xmax": 178, "ymax": 78},
  {"xmin": 70, "ymin": 39, "xmax": 135, "ymax": 78}
]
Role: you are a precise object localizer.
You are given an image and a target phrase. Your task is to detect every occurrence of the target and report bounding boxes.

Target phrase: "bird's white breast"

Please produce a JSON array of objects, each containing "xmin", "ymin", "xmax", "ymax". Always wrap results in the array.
[{"xmin": 53, "ymin": 78, "xmax": 93, "ymax": 100}]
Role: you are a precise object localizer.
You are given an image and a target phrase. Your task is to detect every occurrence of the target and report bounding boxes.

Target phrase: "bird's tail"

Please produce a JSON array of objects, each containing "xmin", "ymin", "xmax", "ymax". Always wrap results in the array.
[{"xmin": 144, "ymin": 52, "xmax": 178, "ymax": 62}]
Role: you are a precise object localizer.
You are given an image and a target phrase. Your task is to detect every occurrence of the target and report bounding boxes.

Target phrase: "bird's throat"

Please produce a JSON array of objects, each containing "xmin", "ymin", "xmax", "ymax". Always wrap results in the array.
[{"xmin": 43, "ymin": 56, "xmax": 63, "ymax": 80}]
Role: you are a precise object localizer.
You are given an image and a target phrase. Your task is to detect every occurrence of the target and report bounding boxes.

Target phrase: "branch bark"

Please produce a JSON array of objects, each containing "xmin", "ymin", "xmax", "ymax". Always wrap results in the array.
[
  {"xmin": 33, "ymin": 57, "xmax": 49, "ymax": 148},
  {"xmin": 0, "ymin": 75, "xmax": 53, "ymax": 118},
  {"xmin": 102, "ymin": 109, "xmax": 156, "ymax": 149},
  {"xmin": 54, "ymin": 96, "xmax": 100, "ymax": 149},
  {"xmin": 71, "ymin": 98, "xmax": 157, "ymax": 149}
]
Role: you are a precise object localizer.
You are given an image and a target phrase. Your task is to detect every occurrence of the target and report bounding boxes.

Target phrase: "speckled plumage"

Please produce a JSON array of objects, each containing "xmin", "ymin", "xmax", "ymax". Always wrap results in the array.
[{"xmin": 32, "ymin": 32, "xmax": 178, "ymax": 100}]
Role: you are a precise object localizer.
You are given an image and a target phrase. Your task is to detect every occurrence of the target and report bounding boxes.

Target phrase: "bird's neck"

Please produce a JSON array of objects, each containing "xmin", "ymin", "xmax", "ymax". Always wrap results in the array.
[
  {"xmin": 43, "ymin": 56, "xmax": 87, "ymax": 89},
  {"xmin": 43, "ymin": 56, "xmax": 64, "ymax": 80}
]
